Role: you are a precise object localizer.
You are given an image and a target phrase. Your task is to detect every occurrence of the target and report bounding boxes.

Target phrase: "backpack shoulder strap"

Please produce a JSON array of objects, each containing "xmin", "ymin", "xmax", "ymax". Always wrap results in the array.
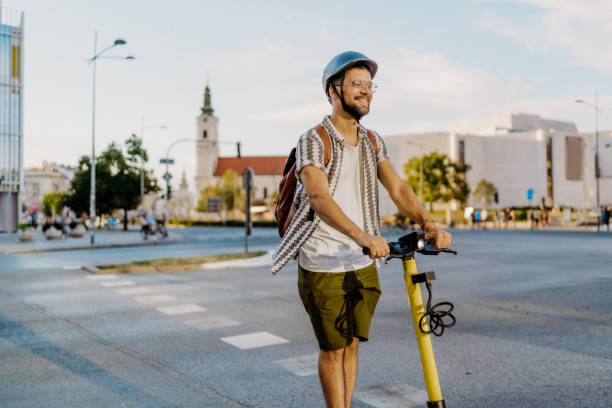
[
  {"xmin": 366, "ymin": 129, "xmax": 378, "ymax": 156},
  {"xmin": 315, "ymin": 124, "xmax": 331, "ymax": 166}
]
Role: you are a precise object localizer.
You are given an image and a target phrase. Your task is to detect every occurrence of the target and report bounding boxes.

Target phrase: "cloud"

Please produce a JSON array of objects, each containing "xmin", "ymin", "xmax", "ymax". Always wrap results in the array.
[
  {"xmin": 485, "ymin": 0, "xmax": 612, "ymax": 73},
  {"xmin": 374, "ymin": 46, "xmax": 531, "ymax": 115},
  {"xmin": 252, "ymin": 103, "xmax": 328, "ymax": 122}
]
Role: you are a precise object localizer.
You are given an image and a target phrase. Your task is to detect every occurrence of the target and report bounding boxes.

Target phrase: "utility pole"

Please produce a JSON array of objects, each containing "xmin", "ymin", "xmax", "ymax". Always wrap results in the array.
[
  {"xmin": 242, "ymin": 167, "xmax": 254, "ymax": 253},
  {"xmin": 576, "ymin": 92, "xmax": 601, "ymax": 231}
]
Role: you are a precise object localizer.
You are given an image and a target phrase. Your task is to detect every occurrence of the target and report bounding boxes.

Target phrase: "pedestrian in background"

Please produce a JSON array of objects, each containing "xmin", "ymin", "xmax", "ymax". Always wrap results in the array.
[{"xmin": 602, "ymin": 206, "xmax": 610, "ymax": 232}]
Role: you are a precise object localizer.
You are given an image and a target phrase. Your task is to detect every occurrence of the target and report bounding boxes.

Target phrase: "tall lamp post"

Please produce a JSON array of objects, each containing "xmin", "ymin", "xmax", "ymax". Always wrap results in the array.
[
  {"xmin": 139, "ymin": 121, "xmax": 166, "ymax": 205},
  {"xmin": 87, "ymin": 31, "xmax": 134, "ymax": 244},
  {"xmin": 576, "ymin": 91, "xmax": 601, "ymax": 232}
]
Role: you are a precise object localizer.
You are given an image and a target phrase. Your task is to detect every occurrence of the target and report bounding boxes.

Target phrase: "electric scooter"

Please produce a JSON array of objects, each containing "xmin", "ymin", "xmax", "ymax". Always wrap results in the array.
[{"xmin": 364, "ymin": 230, "xmax": 457, "ymax": 408}]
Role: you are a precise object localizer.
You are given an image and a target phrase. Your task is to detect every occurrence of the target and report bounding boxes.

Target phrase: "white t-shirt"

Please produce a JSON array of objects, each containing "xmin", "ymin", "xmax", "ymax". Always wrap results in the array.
[{"xmin": 298, "ymin": 141, "xmax": 373, "ymax": 272}]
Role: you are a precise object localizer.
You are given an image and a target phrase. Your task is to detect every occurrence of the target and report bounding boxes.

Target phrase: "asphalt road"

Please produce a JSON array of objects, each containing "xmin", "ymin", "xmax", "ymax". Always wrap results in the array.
[{"xmin": 1, "ymin": 228, "xmax": 611, "ymax": 407}]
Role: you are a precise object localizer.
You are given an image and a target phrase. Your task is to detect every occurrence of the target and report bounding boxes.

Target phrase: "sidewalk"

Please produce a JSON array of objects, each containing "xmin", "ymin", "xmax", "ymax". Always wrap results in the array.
[{"xmin": 0, "ymin": 230, "xmax": 179, "ymax": 255}]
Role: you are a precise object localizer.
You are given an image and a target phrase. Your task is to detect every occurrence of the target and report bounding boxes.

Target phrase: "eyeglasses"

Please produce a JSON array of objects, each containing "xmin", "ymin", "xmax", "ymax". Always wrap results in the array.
[{"xmin": 339, "ymin": 79, "xmax": 378, "ymax": 93}]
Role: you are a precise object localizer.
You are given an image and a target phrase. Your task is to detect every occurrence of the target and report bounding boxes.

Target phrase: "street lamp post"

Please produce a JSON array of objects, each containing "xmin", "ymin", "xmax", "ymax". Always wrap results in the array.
[
  {"xmin": 87, "ymin": 31, "xmax": 134, "ymax": 244},
  {"xmin": 576, "ymin": 91, "xmax": 601, "ymax": 232},
  {"xmin": 139, "ymin": 120, "xmax": 166, "ymax": 205}
]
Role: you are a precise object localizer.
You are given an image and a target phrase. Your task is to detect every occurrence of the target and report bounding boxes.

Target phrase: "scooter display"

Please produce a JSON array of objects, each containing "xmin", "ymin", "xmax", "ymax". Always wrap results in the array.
[{"xmin": 364, "ymin": 230, "xmax": 457, "ymax": 408}]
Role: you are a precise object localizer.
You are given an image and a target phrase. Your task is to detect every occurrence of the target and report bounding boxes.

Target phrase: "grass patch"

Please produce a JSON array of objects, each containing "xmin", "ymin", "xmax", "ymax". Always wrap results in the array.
[{"xmin": 96, "ymin": 251, "xmax": 267, "ymax": 273}]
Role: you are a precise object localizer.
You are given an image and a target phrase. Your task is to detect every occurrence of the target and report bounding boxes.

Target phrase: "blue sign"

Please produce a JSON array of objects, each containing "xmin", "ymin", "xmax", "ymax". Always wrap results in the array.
[{"xmin": 527, "ymin": 188, "xmax": 533, "ymax": 201}]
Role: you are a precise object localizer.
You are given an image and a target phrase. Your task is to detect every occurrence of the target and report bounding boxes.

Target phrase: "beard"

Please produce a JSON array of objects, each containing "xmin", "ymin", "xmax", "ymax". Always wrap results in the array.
[{"xmin": 341, "ymin": 94, "xmax": 370, "ymax": 122}]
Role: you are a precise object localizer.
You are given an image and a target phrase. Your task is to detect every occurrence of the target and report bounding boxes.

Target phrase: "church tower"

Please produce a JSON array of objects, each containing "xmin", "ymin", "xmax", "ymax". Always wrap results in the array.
[{"xmin": 194, "ymin": 81, "xmax": 219, "ymax": 194}]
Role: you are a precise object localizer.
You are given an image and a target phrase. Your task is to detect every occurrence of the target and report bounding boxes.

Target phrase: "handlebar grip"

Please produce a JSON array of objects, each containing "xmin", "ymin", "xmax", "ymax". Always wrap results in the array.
[{"xmin": 362, "ymin": 247, "xmax": 370, "ymax": 256}]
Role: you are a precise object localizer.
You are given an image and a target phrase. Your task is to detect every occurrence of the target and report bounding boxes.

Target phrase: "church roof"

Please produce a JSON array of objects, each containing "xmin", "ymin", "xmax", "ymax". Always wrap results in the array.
[{"xmin": 214, "ymin": 156, "xmax": 288, "ymax": 176}]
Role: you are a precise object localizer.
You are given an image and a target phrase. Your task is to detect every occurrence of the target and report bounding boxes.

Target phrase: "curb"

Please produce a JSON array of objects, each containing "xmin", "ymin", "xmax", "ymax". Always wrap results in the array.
[
  {"xmin": 82, "ymin": 250, "xmax": 271, "ymax": 275},
  {"xmin": 81, "ymin": 265, "xmax": 101, "ymax": 274},
  {"xmin": 6, "ymin": 238, "xmax": 179, "ymax": 255}
]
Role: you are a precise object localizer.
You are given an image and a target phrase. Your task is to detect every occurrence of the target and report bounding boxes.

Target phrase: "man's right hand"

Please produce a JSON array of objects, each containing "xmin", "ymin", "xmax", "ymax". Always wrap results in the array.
[{"xmin": 355, "ymin": 231, "xmax": 389, "ymax": 259}]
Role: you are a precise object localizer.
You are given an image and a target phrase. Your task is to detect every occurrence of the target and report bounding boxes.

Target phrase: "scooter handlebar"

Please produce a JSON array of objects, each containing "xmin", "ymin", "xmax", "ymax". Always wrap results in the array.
[{"xmin": 362, "ymin": 238, "xmax": 457, "ymax": 257}]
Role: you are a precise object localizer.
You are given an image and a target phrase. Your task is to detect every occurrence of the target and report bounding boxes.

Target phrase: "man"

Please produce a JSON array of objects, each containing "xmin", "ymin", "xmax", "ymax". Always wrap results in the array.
[{"xmin": 272, "ymin": 51, "xmax": 452, "ymax": 408}]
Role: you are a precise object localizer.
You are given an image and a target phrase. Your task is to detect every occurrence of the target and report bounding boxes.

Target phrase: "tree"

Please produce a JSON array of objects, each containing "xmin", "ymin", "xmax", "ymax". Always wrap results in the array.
[
  {"xmin": 196, "ymin": 169, "xmax": 245, "ymax": 213},
  {"xmin": 42, "ymin": 191, "xmax": 66, "ymax": 218},
  {"xmin": 403, "ymin": 152, "xmax": 470, "ymax": 211},
  {"xmin": 64, "ymin": 136, "xmax": 159, "ymax": 230},
  {"xmin": 473, "ymin": 179, "xmax": 498, "ymax": 207}
]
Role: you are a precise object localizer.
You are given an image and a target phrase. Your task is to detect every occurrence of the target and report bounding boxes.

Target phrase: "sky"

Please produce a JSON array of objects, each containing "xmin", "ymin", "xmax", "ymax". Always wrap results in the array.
[{"xmin": 4, "ymin": 0, "xmax": 612, "ymax": 190}]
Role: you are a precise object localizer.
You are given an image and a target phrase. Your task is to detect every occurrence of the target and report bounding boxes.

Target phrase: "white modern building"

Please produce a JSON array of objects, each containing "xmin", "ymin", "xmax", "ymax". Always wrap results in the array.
[{"xmin": 381, "ymin": 113, "xmax": 612, "ymax": 216}]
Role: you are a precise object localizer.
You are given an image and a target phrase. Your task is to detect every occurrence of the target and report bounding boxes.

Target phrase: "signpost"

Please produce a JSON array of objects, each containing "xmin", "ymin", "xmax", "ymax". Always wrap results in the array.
[{"xmin": 242, "ymin": 167, "xmax": 254, "ymax": 253}]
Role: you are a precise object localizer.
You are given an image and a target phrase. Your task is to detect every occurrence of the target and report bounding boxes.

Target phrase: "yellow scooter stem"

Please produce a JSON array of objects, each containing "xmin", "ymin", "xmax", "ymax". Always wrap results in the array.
[{"xmin": 402, "ymin": 257, "xmax": 446, "ymax": 408}]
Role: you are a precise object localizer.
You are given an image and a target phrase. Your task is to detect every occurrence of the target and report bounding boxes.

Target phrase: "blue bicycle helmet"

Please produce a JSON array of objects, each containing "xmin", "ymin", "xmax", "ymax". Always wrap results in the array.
[{"xmin": 322, "ymin": 51, "xmax": 378, "ymax": 99}]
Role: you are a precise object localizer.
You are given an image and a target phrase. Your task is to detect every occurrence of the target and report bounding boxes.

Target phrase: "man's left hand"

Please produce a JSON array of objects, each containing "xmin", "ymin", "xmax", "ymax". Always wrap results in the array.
[{"xmin": 424, "ymin": 223, "xmax": 452, "ymax": 249}]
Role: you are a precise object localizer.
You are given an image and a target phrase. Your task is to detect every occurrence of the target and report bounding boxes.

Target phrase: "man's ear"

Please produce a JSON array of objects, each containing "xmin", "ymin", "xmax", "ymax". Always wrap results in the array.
[{"xmin": 328, "ymin": 83, "xmax": 338, "ymax": 102}]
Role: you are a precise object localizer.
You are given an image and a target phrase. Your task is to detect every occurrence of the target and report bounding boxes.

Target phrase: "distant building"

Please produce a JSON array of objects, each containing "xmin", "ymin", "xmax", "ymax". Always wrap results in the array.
[
  {"xmin": 168, "ymin": 171, "xmax": 195, "ymax": 220},
  {"xmin": 381, "ymin": 113, "xmax": 612, "ymax": 215},
  {"xmin": 0, "ymin": 2, "xmax": 24, "ymax": 232},
  {"xmin": 23, "ymin": 162, "xmax": 74, "ymax": 211},
  {"xmin": 194, "ymin": 82, "xmax": 287, "ymax": 203}
]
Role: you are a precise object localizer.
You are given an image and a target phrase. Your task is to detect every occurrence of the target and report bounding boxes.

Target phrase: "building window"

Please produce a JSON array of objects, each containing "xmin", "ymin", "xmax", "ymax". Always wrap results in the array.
[
  {"xmin": 263, "ymin": 187, "xmax": 268, "ymax": 199},
  {"xmin": 565, "ymin": 136, "xmax": 583, "ymax": 181},
  {"xmin": 458, "ymin": 140, "xmax": 465, "ymax": 167},
  {"xmin": 203, "ymin": 130, "xmax": 207, "ymax": 139}
]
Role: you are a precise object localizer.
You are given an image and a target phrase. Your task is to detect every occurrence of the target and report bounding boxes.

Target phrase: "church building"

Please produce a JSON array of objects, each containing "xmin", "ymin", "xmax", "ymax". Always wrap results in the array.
[{"xmin": 194, "ymin": 83, "xmax": 287, "ymax": 204}]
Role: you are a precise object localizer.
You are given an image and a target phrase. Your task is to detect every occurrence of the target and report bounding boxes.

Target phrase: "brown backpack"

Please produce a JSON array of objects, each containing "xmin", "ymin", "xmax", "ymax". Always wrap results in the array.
[{"xmin": 275, "ymin": 124, "xmax": 378, "ymax": 237}]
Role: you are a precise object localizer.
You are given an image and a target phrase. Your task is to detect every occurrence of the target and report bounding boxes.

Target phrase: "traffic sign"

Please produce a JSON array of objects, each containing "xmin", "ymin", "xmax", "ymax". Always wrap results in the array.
[
  {"xmin": 527, "ymin": 188, "xmax": 533, "ymax": 201},
  {"xmin": 207, "ymin": 197, "xmax": 221, "ymax": 213},
  {"xmin": 163, "ymin": 172, "xmax": 172, "ymax": 182},
  {"xmin": 160, "ymin": 158, "xmax": 174, "ymax": 164}
]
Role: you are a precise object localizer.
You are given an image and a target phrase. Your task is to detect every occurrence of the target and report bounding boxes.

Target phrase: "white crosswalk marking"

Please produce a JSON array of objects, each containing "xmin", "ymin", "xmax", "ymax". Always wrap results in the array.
[
  {"xmin": 156, "ymin": 304, "xmax": 207, "ymax": 315},
  {"xmin": 99, "ymin": 280, "xmax": 135, "ymax": 287},
  {"xmin": 185, "ymin": 317, "xmax": 241, "ymax": 330},
  {"xmin": 273, "ymin": 353, "xmax": 318, "ymax": 376},
  {"xmin": 133, "ymin": 295, "xmax": 177, "ymax": 304},
  {"xmin": 86, "ymin": 275, "xmax": 118, "ymax": 280},
  {"xmin": 221, "ymin": 332, "xmax": 289, "ymax": 350},
  {"xmin": 354, "ymin": 382, "xmax": 428, "ymax": 408},
  {"xmin": 115, "ymin": 287, "xmax": 153, "ymax": 295}
]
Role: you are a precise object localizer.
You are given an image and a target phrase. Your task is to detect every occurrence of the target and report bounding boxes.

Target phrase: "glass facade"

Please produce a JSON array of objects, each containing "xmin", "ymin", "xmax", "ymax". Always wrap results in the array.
[{"xmin": 0, "ymin": 5, "xmax": 24, "ymax": 232}]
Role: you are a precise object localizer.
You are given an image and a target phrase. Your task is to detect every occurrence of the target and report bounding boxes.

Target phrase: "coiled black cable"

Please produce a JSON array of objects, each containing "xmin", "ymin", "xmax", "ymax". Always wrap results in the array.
[{"xmin": 418, "ymin": 282, "xmax": 456, "ymax": 336}]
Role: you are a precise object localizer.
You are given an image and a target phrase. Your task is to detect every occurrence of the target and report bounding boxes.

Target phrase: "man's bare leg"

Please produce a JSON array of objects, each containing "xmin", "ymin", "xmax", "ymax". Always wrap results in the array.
[
  {"xmin": 343, "ymin": 337, "xmax": 359, "ymax": 407},
  {"xmin": 319, "ymin": 348, "xmax": 345, "ymax": 407}
]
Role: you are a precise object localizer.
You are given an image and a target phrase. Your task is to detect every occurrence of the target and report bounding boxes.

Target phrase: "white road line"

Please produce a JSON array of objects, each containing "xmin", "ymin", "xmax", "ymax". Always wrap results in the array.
[
  {"xmin": 99, "ymin": 280, "xmax": 135, "ymax": 287},
  {"xmin": 273, "ymin": 353, "xmax": 318, "ymax": 376},
  {"xmin": 86, "ymin": 275, "xmax": 118, "ymax": 280},
  {"xmin": 354, "ymin": 382, "xmax": 428, "ymax": 408},
  {"xmin": 115, "ymin": 287, "xmax": 153, "ymax": 295},
  {"xmin": 133, "ymin": 295, "xmax": 177, "ymax": 304},
  {"xmin": 221, "ymin": 331, "xmax": 289, "ymax": 350},
  {"xmin": 185, "ymin": 317, "xmax": 242, "ymax": 330},
  {"xmin": 156, "ymin": 304, "xmax": 207, "ymax": 315}
]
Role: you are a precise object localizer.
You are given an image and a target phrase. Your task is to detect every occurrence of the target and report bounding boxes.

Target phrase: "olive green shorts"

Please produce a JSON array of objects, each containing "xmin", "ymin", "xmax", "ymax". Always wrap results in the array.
[{"xmin": 298, "ymin": 263, "xmax": 382, "ymax": 351}]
